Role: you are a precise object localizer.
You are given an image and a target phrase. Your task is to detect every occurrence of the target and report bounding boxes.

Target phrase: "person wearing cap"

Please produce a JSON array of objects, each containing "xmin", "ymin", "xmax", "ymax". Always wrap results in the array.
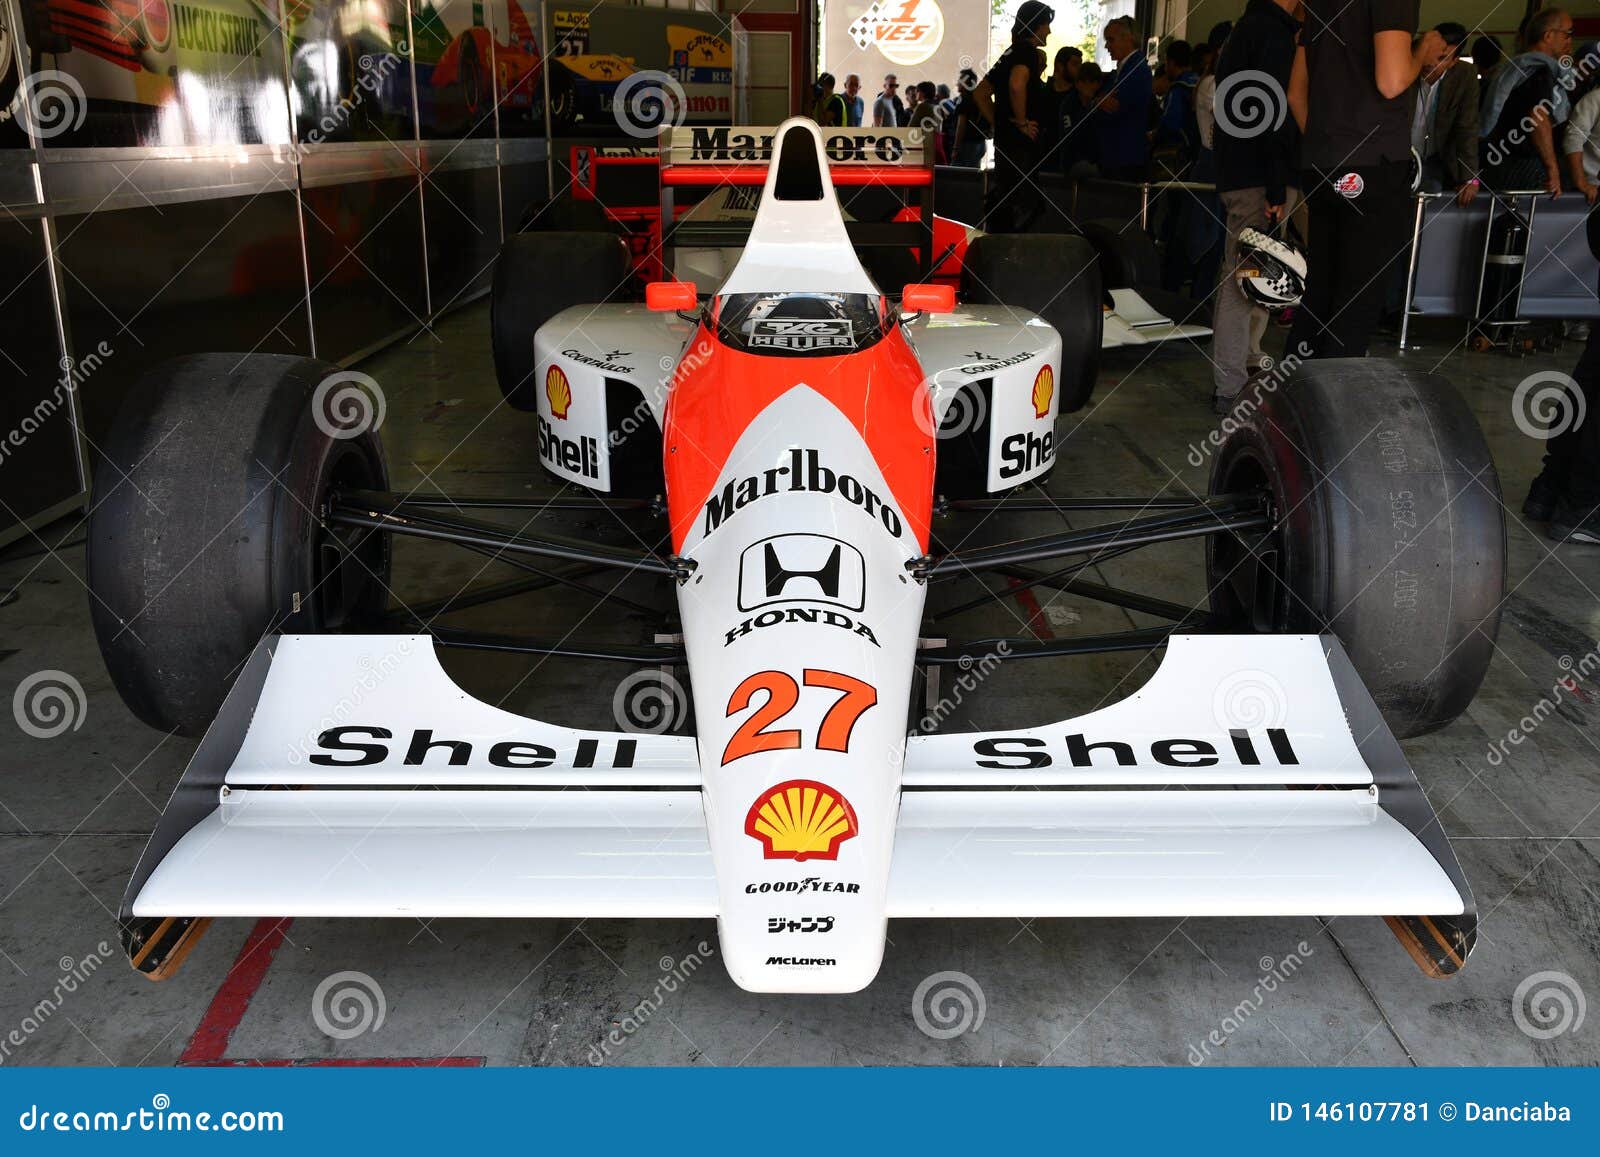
[
  {"xmin": 973, "ymin": 0, "xmax": 1054, "ymax": 232},
  {"xmin": 1287, "ymin": 2, "xmax": 1449, "ymax": 359}
]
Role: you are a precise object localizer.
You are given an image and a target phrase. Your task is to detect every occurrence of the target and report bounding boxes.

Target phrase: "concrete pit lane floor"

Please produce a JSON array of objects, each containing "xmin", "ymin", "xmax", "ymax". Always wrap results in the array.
[{"xmin": 1, "ymin": 306, "xmax": 1597, "ymax": 1067}]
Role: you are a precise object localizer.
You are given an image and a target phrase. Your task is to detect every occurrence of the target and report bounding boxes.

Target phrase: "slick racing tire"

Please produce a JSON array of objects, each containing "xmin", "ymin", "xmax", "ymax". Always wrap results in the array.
[
  {"xmin": 490, "ymin": 230, "xmax": 629, "ymax": 411},
  {"xmin": 88, "ymin": 354, "xmax": 390, "ymax": 737},
  {"xmin": 962, "ymin": 232, "xmax": 1101, "ymax": 413},
  {"xmin": 1080, "ymin": 218, "xmax": 1161, "ymax": 289},
  {"xmin": 515, "ymin": 195, "xmax": 622, "ymax": 236},
  {"xmin": 1206, "ymin": 359, "xmax": 1504, "ymax": 739}
]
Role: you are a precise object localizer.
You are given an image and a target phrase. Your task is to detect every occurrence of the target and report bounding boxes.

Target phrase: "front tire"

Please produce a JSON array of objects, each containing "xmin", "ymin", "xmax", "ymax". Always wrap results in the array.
[
  {"xmin": 88, "ymin": 355, "xmax": 390, "ymax": 736},
  {"xmin": 1207, "ymin": 359, "xmax": 1504, "ymax": 738}
]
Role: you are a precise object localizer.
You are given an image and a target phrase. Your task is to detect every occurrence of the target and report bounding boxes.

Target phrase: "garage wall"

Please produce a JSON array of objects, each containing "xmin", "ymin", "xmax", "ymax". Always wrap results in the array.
[{"xmin": 0, "ymin": 0, "xmax": 553, "ymax": 547}]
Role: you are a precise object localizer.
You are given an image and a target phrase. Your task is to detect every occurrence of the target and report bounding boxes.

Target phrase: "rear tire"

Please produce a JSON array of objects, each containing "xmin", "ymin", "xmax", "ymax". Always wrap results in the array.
[
  {"xmin": 1080, "ymin": 218, "xmax": 1160, "ymax": 289},
  {"xmin": 88, "ymin": 355, "xmax": 390, "ymax": 737},
  {"xmin": 1206, "ymin": 359, "xmax": 1504, "ymax": 739},
  {"xmin": 490, "ymin": 230, "xmax": 629, "ymax": 411},
  {"xmin": 515, "ymin": 195, "xmax": 621, "ymax": 236},
  {"xmin": 962, "ymin": 232, "xmax": 1101, "ymax": 413}
]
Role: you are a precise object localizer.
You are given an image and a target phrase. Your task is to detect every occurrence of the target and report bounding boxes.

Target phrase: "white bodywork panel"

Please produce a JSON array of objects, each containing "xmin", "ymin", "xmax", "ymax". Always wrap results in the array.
[
  {"xmin": 1101, "ymin": 288, "xmax": 1214, "ymax": 347},
  {"xmin": 133, "ymin": 786, "xmax": 1458, "ymax": 923},
  {"xmin": 904, "ymin": 308, "xmax": 1063, "ymax": 491},
  {"xmin": 716, "ymin": 122, "xmax": 878, "ymax": 298},
  {"xmin": 905, "ymin": 633, "xmax": 1376, "ymax": 786},
  {"xmin": 673, "ymin": 384, "xmax": 925, "ymax": 992},
  {"xmin": 532, "ymin": 305, "xmax": 692, "ymax": 491},
  {"xmin": 130, "ymin": 633, "xmax": 1465, "ymax": 987},
  {"xmin": 221, "ymin": 635, "xmax": 697, "ymax": 787}
]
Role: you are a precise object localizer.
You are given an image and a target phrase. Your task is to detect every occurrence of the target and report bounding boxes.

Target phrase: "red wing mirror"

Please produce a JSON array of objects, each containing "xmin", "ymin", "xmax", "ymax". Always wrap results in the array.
[
  {"xmin": 902, "ymin": 283, "xmax": 955, "ymax": 313},
  {"xmin": 646, "ymin": 280, "xmax": 698, "ymax": 311}
]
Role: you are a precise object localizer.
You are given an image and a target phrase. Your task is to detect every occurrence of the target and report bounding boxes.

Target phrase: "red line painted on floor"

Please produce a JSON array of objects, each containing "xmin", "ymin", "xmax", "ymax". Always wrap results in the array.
[
  {"xmin": 179, "ymin": 917, "xmax": 293, "ymax": 1065},
  {"xmin": 1006, "ymin": 577, "xmax": 1054, "ymax": 640},
  {"xmin": 186, "ymin": 1057, "xmax": 486, "ymax": 1068}
]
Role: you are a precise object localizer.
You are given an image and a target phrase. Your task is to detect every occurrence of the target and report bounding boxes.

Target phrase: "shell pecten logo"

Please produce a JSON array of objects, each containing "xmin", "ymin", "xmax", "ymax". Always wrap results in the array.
[
  {"xmin": 1032, "ymin": 364, "xmax": 1054, "ymax": 418},
  {"xmin": 745, "ymin": 779, "xmax": 858, "ymax": 861},
  {"xmin": 546, "ymin": 365, "xmax": 572, "ymax": 419}
]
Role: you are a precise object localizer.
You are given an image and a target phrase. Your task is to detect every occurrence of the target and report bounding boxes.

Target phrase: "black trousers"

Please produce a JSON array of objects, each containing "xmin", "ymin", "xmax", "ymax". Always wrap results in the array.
[
  {"xmin": 984, "ymin": 138, "xmax": 1044, "ymax": 233},
  {"xmin": 1539, "ymin": 325, "xmax": 1600, "ymax": 508},
  {"xmin": 1287, "ymin": 160, "xmax": 1413, "ymax": 361}
]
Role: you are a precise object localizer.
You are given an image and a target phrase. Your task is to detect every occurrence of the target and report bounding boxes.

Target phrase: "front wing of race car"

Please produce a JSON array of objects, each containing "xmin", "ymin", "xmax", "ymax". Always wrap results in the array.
[{"xmin": 122, "ymin": 631, "xmax": 1473, "ymax": 990}]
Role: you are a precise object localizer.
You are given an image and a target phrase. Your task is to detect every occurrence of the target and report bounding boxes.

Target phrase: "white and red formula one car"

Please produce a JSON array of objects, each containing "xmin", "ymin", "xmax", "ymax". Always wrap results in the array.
[{"xmin": 92, "ymin": 120, "xmax": 1504, "ymax": 993}]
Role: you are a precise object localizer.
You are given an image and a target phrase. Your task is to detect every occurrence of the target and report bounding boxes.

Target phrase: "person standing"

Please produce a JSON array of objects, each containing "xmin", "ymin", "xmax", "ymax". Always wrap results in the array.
[
  {"xmin": 936, "ymin": 82, "xmax": 958, "ymax": 158},
  {"xmin": 873, "ymin": 74, "xmax": 906, "ymax": 127},
  {"xmin": 1523, "ymin": 209, "xmax": 1600, "ymax": 542},
  {"xmin": 1415, "ymin": 23, "xmax": 1480, "ymax": 204},
  {"xmin": 1153, "ymin": 40, "xmax": 1200, "ymax": 164},
  {"xmin": 1186, "ymin": 22, "xmax": 1234, "ymax": 312},
  {"xmin": 843, "ymin": 74, "xmax": 864, "ymax": 127},
  {"xmin": 1211, "ymin": 0, "xmax": 1302, "ymax": 411},
  {"xmin": 1287, "ymin": 2, "xmax": 1448, "ymax": 361},
  {"xmin": 974, "ymin": 1, "xmax": 1054, "ymax": 232},
  {"xmin": 951, "ymin": 68, "xmax": 990, "ymax": 167},
  {"xmin": 1040, "ymin": 46, "xmax": 1085, "ymax": 175},
  {"xmin": 812, "ymin": 73, "xmax": 847, "ymax": 127},
  {"xmin": 1095, "ymin": 16, "xmax": 1153, "ymax": 181},
  {"xmin": 908, "ymin": 81, "xmax": 947, "ymax": 163},
  {"xmin": 1059, "ymin": 63, "xmax": 1105, "ymax": 175},
  {"xmin": 1194, "ymin": 21, "xmax": 1233, "ymax": 162}
]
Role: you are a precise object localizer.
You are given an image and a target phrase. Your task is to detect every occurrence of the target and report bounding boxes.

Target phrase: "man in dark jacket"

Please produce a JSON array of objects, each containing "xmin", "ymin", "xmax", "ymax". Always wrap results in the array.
[
  {"xmin": 1415, "ymin": 23, "xmax": 1480, "ymax": 204},
  {"xmin": 1095, "ymin": 15, "xmax": 1152, "ymax": 180},
  {"xmin": 1209, "ymin": 0, "xmax": 1301, "ymax": 411}
]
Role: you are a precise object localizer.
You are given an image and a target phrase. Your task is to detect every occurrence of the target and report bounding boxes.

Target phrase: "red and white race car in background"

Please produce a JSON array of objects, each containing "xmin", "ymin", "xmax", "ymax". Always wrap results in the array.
[{"xmin": 91, "ymin": 120, "xmax": 1502, "ymax": 994}]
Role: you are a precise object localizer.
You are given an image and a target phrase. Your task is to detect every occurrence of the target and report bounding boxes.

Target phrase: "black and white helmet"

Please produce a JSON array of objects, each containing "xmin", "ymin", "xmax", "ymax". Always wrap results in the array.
[{"xmin": 1236, "ymin": 227, "xmax": 1307, "ymax": 308}]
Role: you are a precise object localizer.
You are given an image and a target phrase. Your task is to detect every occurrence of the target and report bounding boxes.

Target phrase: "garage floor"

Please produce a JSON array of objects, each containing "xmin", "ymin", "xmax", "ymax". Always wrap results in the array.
[{"xmin": 2, "ymin": 305, "xmax": 1597, "ymax": 1067}]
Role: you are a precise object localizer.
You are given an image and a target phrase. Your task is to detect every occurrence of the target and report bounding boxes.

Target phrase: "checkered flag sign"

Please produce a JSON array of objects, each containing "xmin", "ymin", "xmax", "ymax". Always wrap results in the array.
[{"xmin": 849, "ymin": 2, "xmax": 888, "ymax": 50}]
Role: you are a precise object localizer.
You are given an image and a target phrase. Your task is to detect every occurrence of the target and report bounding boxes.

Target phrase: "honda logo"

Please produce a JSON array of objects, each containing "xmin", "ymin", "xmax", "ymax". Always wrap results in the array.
[{"xmin": 737, "ymin": 533, "xmax": 866, "ymax": 612}]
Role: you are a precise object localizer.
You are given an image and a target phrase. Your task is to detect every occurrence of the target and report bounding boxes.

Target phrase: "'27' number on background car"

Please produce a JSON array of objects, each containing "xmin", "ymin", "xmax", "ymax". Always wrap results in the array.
[{"xmin": 722, "ymin": 669, "xmax": 877, "ymax": 765}]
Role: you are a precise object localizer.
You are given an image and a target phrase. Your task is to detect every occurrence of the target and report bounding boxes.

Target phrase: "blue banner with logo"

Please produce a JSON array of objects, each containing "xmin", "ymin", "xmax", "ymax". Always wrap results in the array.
[{"xmin": 2, "ymin": 1067, "xmax": 1593, "ymax": 1150}]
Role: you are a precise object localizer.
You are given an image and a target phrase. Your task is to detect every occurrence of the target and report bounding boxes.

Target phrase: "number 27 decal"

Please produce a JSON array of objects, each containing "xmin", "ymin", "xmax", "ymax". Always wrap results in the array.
[{"xmin": 722, "ymin": 669, "xmax": 877, "ymax": 765}]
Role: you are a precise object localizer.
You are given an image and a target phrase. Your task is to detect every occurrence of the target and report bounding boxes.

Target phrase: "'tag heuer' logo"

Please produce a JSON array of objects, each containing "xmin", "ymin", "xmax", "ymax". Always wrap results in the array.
[
  {"xmin": 1032, "ymin": 364, "xmax": 1054, "ymax": 418},
  {"xmin": 546, "ymin": 365, "xmax": 572, "ymax": 419},
  {"xmin": 746, "ymin": 780, "xmax": 859, "ymax": 861}
]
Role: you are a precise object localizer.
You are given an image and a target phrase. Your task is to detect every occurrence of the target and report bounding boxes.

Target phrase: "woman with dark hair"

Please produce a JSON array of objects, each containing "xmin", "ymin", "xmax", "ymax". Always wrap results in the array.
[{"xmin": 974, "ymin": 0, "xmax": 1054, "ymax": 231}]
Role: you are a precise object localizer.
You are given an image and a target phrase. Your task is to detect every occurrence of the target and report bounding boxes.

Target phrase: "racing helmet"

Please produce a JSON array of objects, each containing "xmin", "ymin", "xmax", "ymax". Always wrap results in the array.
[{"xmin": 1236, "ymin": 227, "xmax": 1307, "ymax": 309}]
